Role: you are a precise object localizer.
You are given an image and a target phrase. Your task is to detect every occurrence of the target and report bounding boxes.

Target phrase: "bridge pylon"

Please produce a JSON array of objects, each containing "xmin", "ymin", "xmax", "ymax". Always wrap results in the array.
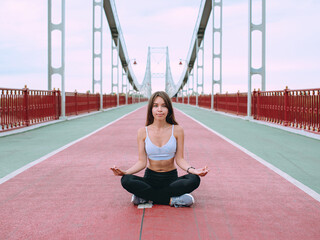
[
  {"xmin": 92, "ymin": 0, "xmax": 103, "ymax": 110},
  {"xmin": 138, "ymin": 47, "xmax": 177, "ymax": 98},
  {"xmin": 139, "ymin": 47, "xmax": 152, "ymax": 98},
  {"xmin": 48, "ymin": 0, "xmax": 66, "ymax": 118},
  {"xmin": 111, "ymin": 37, "xmax": 120, "ymax": 106},
  {"xmin": 247, "ymin": 0, "xmax": 266, "ymax": 117},
  {"xmin": 165, "ymin": 47, "xmax": 177, "ymax": 97},
  {"xmin": 211, "ymin": 0, "xmax": 223, "ymax": 109}
]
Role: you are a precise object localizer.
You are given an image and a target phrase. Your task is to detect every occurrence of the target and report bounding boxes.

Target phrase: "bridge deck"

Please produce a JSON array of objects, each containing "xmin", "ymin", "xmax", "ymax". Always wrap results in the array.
[{"xmin": 0, "ymin": 103, "xmax": 319, "ymax": 239}]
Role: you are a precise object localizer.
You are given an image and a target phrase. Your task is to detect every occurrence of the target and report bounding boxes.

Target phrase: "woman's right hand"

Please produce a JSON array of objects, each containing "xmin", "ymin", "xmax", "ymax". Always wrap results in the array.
[{"xmin": 110, "ymin": 166, "xmax": 126, "ymax": 176}]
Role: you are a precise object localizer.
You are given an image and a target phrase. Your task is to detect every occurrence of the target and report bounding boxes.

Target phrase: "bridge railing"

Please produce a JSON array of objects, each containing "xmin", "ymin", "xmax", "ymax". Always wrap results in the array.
[
  {"xmin": 0, "ymin": 87, "xmax": 60, "ymax": 132},
  {"xmin": 256, "ymin": 88, "xmax": 320, "ymax": 132},
  {"xmin": 174, "ymin": 93, "xmax": 250, "ymax": 116},
  {"xmin": 0, "ymin": 87, "xmax": 147, "ymax": 132},
  {"xmin": 66, "ymin": 92, "xmax": 100, "ymax": 116},
  {"xmin": 173, "ymin": 87, "xmax": 320, "ymax": 133}
]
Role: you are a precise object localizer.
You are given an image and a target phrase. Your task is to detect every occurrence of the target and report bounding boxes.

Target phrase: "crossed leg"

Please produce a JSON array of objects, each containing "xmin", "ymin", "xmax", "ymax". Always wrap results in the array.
[{"xmin": 121, "ymin": 173, "xmax": 200, "ymax": 205}]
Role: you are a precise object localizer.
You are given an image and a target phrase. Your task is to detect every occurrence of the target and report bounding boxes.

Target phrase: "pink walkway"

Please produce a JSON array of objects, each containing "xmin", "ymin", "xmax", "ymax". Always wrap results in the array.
[{"xmin": 0, "ymin": 107, "xmax": 319, "ymax": 239}]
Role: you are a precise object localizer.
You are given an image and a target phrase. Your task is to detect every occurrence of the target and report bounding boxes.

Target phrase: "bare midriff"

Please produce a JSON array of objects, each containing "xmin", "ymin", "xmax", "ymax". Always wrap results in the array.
[{"xmin": 148, "ymin": 158, "xmax": 176, "ymax": 172}]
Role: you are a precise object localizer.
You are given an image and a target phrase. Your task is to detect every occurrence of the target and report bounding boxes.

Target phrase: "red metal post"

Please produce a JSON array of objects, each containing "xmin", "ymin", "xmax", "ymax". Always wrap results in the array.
[
  {"xmin": 23, "ymin": 86, "xmax": 30, "ymax": 126},
  {"xmin": 311, "ymin": 90, "xmax": 315, "ymax": 131},
  {"xmin": 252, "ymin": 89, "xmax": 256, "ymax": 118},
  {"xmin": 316, "ymin": 90, "xmax": 320, "ymax": 132},
  {"xmin": 303, "ymin": 90, "xmax": 306, "ymax": 129},
  {"xmin": 256, "ymin": 89, "xmax": 261, "ymax": 120},
  {"xmin": 53, "ymin": 89, "xmax": 58, "ymax": 120},
  {"xmin": 226, "ymin": 92, "xmax": 228, "ymax": 113},
  {"xmin": 8, "ymin": 90, "xmax": 12, "ymax": 128},
  {"xmin": 97, "ymin": 93, "xmax": 100, "ymax": 110},
  {"xmin": 58, "ymin": 90, "xmax": 61, "ymax": 117},
  {"xmin": 0, "ymin": 89, "xmax": 3, "ymax": 130},
  {"xmin": 75, "ymin": 91, "xmax": 78, "ymax": 115},
  {"xmin": 87, "ymin": 91, "xmax": 90, "ymax": 113},
  {"xmin": 236, "ymin": 91, "xmax": 239, "ymax": 115},
  {"xmin": 215, "ymin": 94, "xmax": 218, "ymax": 111}
]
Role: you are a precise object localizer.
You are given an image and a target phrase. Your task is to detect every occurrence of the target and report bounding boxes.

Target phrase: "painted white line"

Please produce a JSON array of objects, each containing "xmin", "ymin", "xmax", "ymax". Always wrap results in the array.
[
  {"xmin": 176, "ymin": 108, "xmax": 320, "ymax": 203},
  {"xmin": 0, "ymin": 105, "xmax": 145, "ymax": 185}
]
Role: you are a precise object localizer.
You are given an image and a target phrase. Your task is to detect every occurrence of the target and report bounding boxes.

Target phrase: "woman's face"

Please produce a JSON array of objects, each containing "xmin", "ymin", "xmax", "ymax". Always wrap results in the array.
[{"xmin": 152, "ymin": 96, "xmax": 168, "ymax": 121}]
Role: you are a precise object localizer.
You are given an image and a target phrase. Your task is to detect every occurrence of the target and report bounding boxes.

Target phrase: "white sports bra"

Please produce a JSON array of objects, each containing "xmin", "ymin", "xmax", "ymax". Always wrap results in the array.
[{"xmin": 145, "ymin": 125, "xmax": 177, "ymax": 161}]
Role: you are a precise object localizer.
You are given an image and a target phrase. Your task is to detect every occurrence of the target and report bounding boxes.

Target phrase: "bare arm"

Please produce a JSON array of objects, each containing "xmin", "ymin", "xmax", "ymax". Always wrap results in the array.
[
  {"xmin": 111, "ymin": 127, "xmax": 147, "ymax": 176},
  {"xmin": 174, "ymin": 125, "xmax": 189, "ymax": 171},
  {"xmin": 175, "ymin": 125, "xmax": 209, "ymax": 177}
]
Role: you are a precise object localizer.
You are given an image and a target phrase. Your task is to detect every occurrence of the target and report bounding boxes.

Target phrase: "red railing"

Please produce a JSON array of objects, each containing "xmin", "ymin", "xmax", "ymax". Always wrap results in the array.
[
  {"xmin": 190, "ymin": 96, "xmax": 196, "ymax": 105},
  {"xmin": 172, "ymin": 96, "xmax": 197, "ymax": 105},
  {"xmin": 65, "ymin": 93, "xmax": 137, "ymax": 116},
  {"xmin": 198, "ymin": 95, "xmax": 211, "ymax": 109},
  {"xmin": 173, "ymin": 93, "xmax": 249, "ymax": 116},
  {"xmin": 255, "ymin": 88, "xmax": 320, "ymax": 132},
  {"xmin": 215, "ymin": 92, "xmax": 249, "ymax": 116},
  {"xmin": 103, "ymin": 94, "xmax": 117, "ymax": 109},
  {"xmin": 174, "ymin": 87, "xmax": 320, "ymax": 133},
  {"xmin": 1, "ymin": 87, "xmax": 147, "ymax": 132},
  {"xmin": 0, "ymin": 87, "xmax": 59, "ymax": 131},
  {"xmin": 66, "ymin": 92, "xmax": 100, "ymax": 116}
]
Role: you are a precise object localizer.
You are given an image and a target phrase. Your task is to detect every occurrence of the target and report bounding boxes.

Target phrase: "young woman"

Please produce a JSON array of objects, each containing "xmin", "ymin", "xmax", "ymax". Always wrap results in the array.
[{"xmin": 111, "ymin": 91, "xmax": 209, "ymax": 207}]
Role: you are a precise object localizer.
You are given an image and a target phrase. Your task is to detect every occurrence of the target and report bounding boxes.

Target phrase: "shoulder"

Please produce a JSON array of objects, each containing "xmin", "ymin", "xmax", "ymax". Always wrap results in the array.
[
  {"xmin": 173, "ymin": 125, "xmax": 184, "ymax": 136},
  {"xmin": 137, "ymin": 127, "xmax": 147, "ymax": 140}
]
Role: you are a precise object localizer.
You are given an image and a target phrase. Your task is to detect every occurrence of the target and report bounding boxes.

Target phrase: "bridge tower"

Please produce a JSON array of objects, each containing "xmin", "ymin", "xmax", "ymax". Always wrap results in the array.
[
  {"xmin": 139, "ymin": 47, "xmax": 176, "ymax": 97},
  {"xmin": 139, "ymin": 47, "xmax": 152, "ymax": 98},
  {"xmin": 211, "ymin": 0, "xmax": 223, "ymax": 109},
  {"xmin": 111, "ymin": 38, "xmax": 120, "ymax": 106},
  {"xmin": 92, "ymin": 0, "xmax": 103, "ymax": 110},
  {"xmin": 165, "ymin": 47, "xmax": 176, "ymax": 97},
  {"xmin": 48, "ymin": 0, "xmax": 66, "ymax": 118},
  {"xmin": 247, "ymin": 0, "xmax": 266, "ymax": 116},
  {"xmin": 195, "ymin": 37, "xmax": 204, "ymax": 107}
]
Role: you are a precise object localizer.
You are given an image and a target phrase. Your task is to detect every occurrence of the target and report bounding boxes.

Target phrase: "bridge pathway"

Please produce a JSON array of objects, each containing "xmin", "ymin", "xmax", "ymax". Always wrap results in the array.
[{"xmin": 0, "ymin": 104, "xmax": 319, "ymax": 239}]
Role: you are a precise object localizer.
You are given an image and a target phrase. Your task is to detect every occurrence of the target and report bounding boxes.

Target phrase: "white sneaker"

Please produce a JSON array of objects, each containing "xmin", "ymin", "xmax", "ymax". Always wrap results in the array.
[
  {"xmin": 131, "ymin": 195, "xmax": 147, "ymax": 205},
  {"xmin": 170, "ymin": 194, "xmax": 195, "ymax": 207}
]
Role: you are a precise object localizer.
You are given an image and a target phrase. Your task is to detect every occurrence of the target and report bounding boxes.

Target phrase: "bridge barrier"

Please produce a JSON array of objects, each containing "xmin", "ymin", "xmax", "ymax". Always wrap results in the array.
[
  {"xmin": 173, "ymin": 87, "xmax": 320, "ymax": 133},
  {"xmin": 174, "ymin": 93, "xmax": 251, "ymax": 116},
  {"xmin": 256, "ymin": 88, "xmax": 320, "ymax": 132},
  {"xmin": 0, "ymin": 87, "xmax": 59, "ymax": 132},
  {"xmin": 0, "ymin": 87, "xmax": 147, "ymax": 132},
  {"xmin": 66, "ymin": 92, "xmax": 100, "ymax": 116}
]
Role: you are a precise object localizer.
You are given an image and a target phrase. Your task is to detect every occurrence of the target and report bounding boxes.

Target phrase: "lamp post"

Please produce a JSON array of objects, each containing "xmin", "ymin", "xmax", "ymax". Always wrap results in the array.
[
  {"xmin": 179, "ymin": 59, "xmax": 189, "ymax": 104},
  {"xmin": 131, "ymin": 59, "xmax": 137, "ymax": 65},
  {"xmin": 124, "ymin": 58, "xmax": 137, "ymax": 104}
]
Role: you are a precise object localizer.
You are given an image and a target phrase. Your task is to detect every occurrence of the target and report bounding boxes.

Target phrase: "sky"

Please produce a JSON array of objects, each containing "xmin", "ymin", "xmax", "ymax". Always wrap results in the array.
[{"xmin": 0, "ymin": 0, "xmax": 319, "ymax": 95}]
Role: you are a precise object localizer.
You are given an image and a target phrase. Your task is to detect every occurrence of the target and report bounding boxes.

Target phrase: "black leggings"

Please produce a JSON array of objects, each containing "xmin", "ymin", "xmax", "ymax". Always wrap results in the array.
[{"xmin": 121, "ymin": 168, "xmax": 200, "ymax": 205}]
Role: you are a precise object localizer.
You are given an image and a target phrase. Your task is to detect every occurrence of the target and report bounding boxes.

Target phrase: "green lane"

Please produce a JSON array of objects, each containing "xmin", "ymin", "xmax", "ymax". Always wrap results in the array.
[
  {"xmin": 174, "ymin": 103, "xmax": 320, "ymax": 194},
  {"xmin": 0, "ymin": 103, "xmax": 146, "ymax": 178}
]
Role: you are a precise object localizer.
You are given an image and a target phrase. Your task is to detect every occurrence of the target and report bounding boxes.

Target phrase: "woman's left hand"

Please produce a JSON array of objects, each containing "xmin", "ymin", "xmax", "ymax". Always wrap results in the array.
[
  {"xmin": 190, "ymin": 166, "xmax": 210, "ymax": 177},
  {"xmin": 110, "ymin": 166, "xmax": 126, "ymax": 176}
]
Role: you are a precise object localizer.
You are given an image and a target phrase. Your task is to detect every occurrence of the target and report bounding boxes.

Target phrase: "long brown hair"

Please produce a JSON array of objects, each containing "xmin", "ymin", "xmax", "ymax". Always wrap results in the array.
[{"xmin": 145, "ymin": 91, "xmax": 178, "ymax": 126}]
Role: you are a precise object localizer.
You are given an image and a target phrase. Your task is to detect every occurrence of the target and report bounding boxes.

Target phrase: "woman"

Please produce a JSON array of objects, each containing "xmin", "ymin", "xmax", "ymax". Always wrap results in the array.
[{"xmin": 111, "ymin": 91, "xmax": 209, "ymax": 207}]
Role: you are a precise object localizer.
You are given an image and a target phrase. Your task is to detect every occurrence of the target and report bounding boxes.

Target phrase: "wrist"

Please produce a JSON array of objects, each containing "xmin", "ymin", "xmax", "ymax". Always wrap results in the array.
[{"xmin": 187, "ymin": 166, "xmax": 195, "ymax": 174}]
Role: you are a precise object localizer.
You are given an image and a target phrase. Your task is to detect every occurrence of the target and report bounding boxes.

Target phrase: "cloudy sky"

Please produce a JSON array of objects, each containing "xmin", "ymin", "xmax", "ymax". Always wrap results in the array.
[{"xmin": 0, "ymin": 0, "xmax": 319, "ymax": 94}]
